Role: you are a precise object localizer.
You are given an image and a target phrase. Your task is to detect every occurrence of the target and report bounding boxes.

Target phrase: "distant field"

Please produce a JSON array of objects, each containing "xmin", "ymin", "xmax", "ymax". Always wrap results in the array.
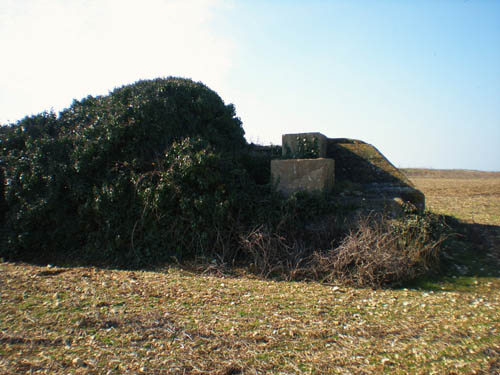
[
  {"xmin": 403, "ymin": 168, "xmax": 500, "ymax": 179},
  {"xmin": 403, "ymin": 168, "xmax": 500, "ymax": 225},
  {"xmin": 1, "ymin": 169, "xmax": 499, "ymax": 374}
]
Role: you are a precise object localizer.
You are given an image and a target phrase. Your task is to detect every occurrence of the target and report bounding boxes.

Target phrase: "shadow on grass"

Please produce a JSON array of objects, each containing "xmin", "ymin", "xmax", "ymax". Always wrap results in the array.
[
  {"xmin": 5, "ymin": 212, "xmax": 499, "ymax": 292},
  {"xmin": 407, "ymin": 215, "xmax": 500, "ymax": 291}
]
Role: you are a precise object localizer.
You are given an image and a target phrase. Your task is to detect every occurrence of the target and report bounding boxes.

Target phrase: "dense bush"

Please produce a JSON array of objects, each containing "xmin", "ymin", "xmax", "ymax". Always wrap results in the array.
[
  {"xmin": 0, "ymin": 78, "xmax": 250, "ymax": 265},
  {"xmin": 59, "ymin": 78, "xmax": 246, "ymax": 178},
  {"xmin": 1, "ymin": 112, "xmax": 77, "ymax": 260},
  {"xmin": 131, "ymin": 137, "xmax": 260, "ymax": 263}
]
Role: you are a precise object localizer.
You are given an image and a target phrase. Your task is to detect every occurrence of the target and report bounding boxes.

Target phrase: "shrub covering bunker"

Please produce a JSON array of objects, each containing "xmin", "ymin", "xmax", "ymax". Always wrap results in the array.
[{"xmin": 0, "ymin": 77, "xmax": 445, "ymax": 286}]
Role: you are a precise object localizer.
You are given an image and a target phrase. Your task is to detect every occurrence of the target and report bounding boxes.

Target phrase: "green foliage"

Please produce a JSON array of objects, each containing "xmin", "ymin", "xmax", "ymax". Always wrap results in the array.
[
  {"xmin": 389, "ymin": 205, "xmax": 449, "ymax": 248},
  {"xmin": 239, "ymin": 144, "xmax": 281, "ymax": 185},
  {"xmin": 1, "ymin": 112, "xmax": 77, "ymax": 260},
  {"xmin": 131, "ymin": 137, "xmax": 254, "ymax": 263},
  {"xmin": 0, "ymin": 78, "xmax": 249, "ymax": 265},
  {"xmin": 60, "ymin": 77, "xmax": 245, "ymax": 179}
]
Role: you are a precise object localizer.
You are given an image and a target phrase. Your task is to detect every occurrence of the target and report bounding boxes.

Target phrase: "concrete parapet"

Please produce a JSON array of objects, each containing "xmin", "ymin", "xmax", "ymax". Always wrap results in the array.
[
  {"xmin": 271, "ymin": 158, "xmax": 335, "ymax": 195},
  {"xmin": 272, "ymin": 132, "xmax": 425, "ymax": 212},
  {"xmin": 282, "ymin": 132, "xmax": 328, "ymax": 158}
]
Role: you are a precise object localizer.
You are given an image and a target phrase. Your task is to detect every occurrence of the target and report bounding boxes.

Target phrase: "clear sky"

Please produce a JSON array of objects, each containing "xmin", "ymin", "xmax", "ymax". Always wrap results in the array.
[{"xmin": 1, "ymin": 0, "xmax": 499, "ymax": 171}]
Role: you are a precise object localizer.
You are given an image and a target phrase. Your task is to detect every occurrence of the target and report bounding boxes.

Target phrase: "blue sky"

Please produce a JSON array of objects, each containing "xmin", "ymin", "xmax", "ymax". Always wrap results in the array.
[{"xmin": 1, "ymin": 0, "xmax": 499, "ymax": 171}]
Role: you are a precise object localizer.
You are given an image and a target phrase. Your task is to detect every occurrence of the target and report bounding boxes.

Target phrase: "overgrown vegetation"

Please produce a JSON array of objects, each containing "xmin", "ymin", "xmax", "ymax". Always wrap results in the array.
[
  {"xmin": 311, "ymin": 211, "xmax": 445, "ymax": 287},
  {"xmin": 238, "ymin": 207, "xmax": 449, "ymax": 287},
  {"xmin": 1, "ymin": 78, "xmax": 255, "ymax": 266},
  {"xmin": 1, "ymin": 77, "xmax": 446, "ymax": 287}
]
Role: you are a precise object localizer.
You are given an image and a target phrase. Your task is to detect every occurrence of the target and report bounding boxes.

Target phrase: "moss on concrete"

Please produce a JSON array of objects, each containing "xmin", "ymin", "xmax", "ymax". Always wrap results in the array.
[{"xmin": 327, "ymin": 139, "xmax": 413, "ymax": 186}]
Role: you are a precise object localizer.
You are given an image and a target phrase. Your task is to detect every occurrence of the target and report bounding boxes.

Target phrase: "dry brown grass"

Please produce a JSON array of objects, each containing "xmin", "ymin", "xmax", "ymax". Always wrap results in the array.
[
  {"xmin": 403, "ymin": 169, "xmax": 500, "ymax": 225},
  {"xmin": 403, "ymin": 168, "xmax": 500, "ymax": 180},
  {"xmin": 406, "ymin": 168, "xmax": 500, "ymax": 281},
  {"xmin": 1, "ymin": 262, "xmax": 499, "ymax": 374},
  {"xmin": 1, "ymin": 168, "xmax": 500, "ymax": 374}
]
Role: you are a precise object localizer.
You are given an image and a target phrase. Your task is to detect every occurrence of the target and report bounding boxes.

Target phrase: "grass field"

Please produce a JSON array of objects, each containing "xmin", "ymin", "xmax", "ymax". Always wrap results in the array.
[
  {"xmin": 1, "ymin": 169, "xmax": 499, "ymax": 374},
  {"xmin": 403, "ymin": 169, "xmax": 500, "ymax": 225}
]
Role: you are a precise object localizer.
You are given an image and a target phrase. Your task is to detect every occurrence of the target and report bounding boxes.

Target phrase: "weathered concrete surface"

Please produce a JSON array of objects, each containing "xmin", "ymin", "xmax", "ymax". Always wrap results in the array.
[
  {"xmin": 326, "ymin": 139, "xmax": 413, "ymax": 186},
  {"xmin": 273, "ymin": 133, "xmax": 425, "ymax": 212},
  {"xmin": 271, "ymin": 158, "xmax": 335, "ymax": 195},
  {"xmin": 282, "ymin": 132, "xmax": 328, "ymax": 158},
  {"xmin": 335, "ymin": 183, "xmax": 426, "ymax": 216},
  {"xmin": 334, "ymin": 196, "xmax": 406, "ymax": 218},
  {"xmin": 363, "ymin": 183, "xmax": 425, "ymax": 211},
  {"xmin": 323, "ymin": 137, "xmax": 425, "ymax": 211}
]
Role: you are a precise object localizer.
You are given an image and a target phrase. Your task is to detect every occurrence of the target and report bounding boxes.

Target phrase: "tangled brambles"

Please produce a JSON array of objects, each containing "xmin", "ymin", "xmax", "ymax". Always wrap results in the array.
[
  {"xmin": 240, "ymin": 226, "xmax": 307, "ymax": 279},
  {"xmin": 311, "ymin": 212, "xmax": 445, "ymax": 287},
  {"xmin": 238, "ymin": 209, "xmax": 447, "ymax": 288}
]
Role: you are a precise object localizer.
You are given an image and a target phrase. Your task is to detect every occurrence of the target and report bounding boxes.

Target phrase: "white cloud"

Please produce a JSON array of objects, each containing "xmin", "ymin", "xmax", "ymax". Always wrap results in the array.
[{"xmin": 0, "ymin": 0, "xmax": 233, "ymax": 124}]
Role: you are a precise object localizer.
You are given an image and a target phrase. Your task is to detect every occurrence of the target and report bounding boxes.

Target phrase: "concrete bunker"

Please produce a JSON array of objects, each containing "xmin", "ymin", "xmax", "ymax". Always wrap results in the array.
[{"xmin": 271, "ymin": 132, "xmax": 425, "ymax": 214}]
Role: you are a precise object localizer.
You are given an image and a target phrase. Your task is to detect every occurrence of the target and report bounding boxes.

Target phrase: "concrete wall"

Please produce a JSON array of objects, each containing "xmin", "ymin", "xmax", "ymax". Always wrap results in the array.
[{"xmin": 271, "ymin": 158, "xmax": 335, "ymax": 195}]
